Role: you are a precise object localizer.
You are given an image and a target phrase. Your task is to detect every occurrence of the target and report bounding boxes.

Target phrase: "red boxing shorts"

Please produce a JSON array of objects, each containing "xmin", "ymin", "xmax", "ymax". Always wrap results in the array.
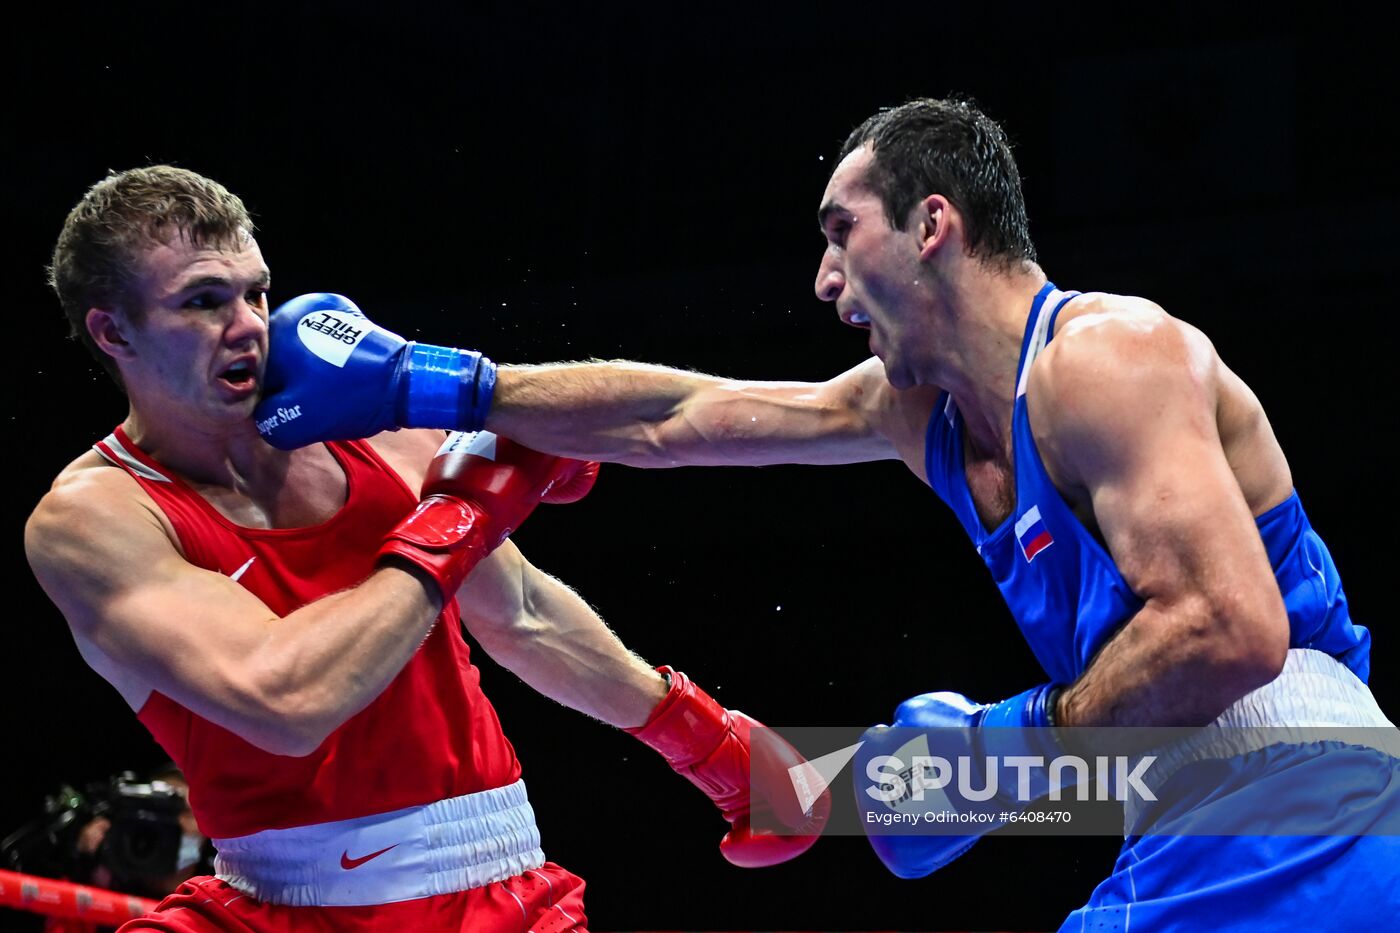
[
  {"xmin": 117, "ymin": 863, "xmax": 587, "ymax": 932},
  {"xmin": 118, "ymin": 781, "xmax": 588, "ymax": 931}
]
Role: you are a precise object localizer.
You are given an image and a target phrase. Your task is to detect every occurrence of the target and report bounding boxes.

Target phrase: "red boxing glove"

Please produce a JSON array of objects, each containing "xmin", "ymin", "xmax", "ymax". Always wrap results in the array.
[
  {"xmin": 379, "ymin": 431, "xmax": 598, "ymax": 600},
  {"xmin": 541, "ymin": 460, "xmax": 599, "ymax": 504},
  {"xmin": 626, "ymin": 667, "xmax": 830, "ymax": 868}
]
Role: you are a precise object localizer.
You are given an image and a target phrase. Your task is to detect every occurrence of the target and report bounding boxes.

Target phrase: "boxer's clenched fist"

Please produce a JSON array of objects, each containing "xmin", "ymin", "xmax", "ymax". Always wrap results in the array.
[
  {"xmin": 255, "ymin": 293, "xmax": 496, "ymax": 449},
  {"xmin": 379, "ymin": 431, "xmax": 598, "ymax": 601},
  {"xmin": 856, "ymin": 683, "xmax": 1063, "ymax": 878},
  {"xmin": 627, "ymin": 667, "xmax": 830, "ymax": 867}
]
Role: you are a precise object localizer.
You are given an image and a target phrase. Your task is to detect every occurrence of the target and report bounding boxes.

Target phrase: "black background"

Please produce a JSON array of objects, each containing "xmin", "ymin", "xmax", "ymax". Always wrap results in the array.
[{"xmin": 4, "ymin": 4, "xmax": 1397, "ymax": 930}]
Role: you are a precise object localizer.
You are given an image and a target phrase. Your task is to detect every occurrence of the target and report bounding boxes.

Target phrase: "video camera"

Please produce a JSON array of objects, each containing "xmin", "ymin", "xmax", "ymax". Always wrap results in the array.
[{"xmin": 1, "ymin": 771, "xmax": 210, "ymax": 895}]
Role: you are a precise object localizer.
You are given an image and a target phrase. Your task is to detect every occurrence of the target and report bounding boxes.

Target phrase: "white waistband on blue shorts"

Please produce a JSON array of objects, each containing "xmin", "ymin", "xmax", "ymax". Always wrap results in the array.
[
  {"xmin": 1123, "ymin": 649, "xmax": 1400, "ymax": 829},
  {"xmin": 213, "ymin": 779, "xmax": 545, "ymax": 907}
]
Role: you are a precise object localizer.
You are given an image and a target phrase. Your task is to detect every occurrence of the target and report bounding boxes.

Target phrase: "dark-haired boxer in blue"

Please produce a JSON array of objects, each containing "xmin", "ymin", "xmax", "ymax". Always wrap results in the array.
[{"xmin": 256, "ymin": 97, "xmax": 1400, "ymax": 929}]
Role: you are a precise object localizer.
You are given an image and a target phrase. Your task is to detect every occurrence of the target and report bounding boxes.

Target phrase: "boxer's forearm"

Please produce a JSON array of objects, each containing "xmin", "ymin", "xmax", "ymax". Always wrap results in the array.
[
  {"xmin": 490, "ymin": 361, "xmax": 891, "ymax": 468},
  {"xmin": 1056, "ymin": 597, "xmax": 1284, "ymax": 729},
  {"xmin": 489, "ymin": 362, "xmax": 714, "ymax": 465},
  {"xmin": 459, "ymin": 548, "xmax": 666, "ymax": 727},
  {"xmin": 241, "ymin": 566, "xmax": 444, "ymax": 753}
]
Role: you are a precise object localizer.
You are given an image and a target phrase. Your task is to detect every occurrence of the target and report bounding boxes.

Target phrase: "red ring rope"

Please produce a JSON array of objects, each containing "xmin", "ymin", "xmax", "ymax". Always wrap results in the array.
[{"xmin": 0, "ymin": 868, "xmax": 157, "ymax": 923}]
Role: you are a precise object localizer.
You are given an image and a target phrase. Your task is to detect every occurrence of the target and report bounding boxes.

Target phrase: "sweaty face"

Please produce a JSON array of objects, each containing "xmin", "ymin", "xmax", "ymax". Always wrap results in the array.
[
  {"xmin": 119, "ymin": 233, "xmax": 271, "ymax": 423},
  {"xmin": 814, "ymin": 146, "xmax": 935, "ymax": 389}
]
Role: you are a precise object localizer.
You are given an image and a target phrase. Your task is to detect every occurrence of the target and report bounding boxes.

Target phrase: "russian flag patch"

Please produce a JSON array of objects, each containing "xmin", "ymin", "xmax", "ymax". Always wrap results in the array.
[{"xmin": 1014, "ymin": 505, "xmax": 1054, "ymax": 562}]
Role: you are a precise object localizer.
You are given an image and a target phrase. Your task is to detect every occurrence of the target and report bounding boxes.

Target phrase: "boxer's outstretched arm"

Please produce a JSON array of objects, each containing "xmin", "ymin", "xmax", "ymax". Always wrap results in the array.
[
  {"xmin": 459, "ymin": 540, "xmax": 831, "ymax": 868},
  {"xmin": 26, "ymin": 476, "xmax": 442, "ymax": 756},
  {"xmin": 488, "ymin": 356, "xmax": 938, "ymax": 470},
  {"xmin": 1030, "ymin": 307, "xmax": 1290, "ymax": 728},
  {"xmin": 253, "ymin": 293, "xmax": 933, "ymax": 470},
  {"xmin": 457, "ymin": 540, "xmax": 665, "ymax": 727}
]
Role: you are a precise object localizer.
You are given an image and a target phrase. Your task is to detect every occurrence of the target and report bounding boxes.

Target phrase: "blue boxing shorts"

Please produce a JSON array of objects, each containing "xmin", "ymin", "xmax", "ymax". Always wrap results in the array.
[{"xmin": 1062, "ymin": 651, "xmax": 1400, "ymax": 931}]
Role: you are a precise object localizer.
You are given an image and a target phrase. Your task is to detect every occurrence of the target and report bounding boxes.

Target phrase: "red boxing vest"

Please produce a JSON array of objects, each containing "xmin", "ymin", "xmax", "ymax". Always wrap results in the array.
[{"xmin": 92, "ymin": 426, "xmax": 522, "ymax": 839}]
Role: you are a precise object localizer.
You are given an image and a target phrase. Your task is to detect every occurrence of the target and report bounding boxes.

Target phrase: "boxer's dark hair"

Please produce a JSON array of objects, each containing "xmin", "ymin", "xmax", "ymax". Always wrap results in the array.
[
  {"xmin": 839, "ymin": 97, "xmax": 1036, "ymax": 269},
  {"xmin": 48, "ymin": 165, "xmax": 255, "ymax": 390}
]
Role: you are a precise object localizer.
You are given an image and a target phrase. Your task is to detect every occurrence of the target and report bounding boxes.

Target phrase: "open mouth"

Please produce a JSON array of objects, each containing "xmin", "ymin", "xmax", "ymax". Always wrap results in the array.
[{"xmin": 218, "ymin": 361, "xmax": 258, "ymax": 392}]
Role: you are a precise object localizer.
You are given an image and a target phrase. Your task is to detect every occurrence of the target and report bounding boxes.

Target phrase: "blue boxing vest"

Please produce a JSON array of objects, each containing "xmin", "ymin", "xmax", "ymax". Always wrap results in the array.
[{"xmin": 922, "ymin": 282, "xmax": 1371, "ymax": 685}]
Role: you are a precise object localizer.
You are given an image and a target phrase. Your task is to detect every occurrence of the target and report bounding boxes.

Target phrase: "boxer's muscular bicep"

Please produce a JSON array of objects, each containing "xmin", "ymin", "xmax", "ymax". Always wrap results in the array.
[
  {"xmin": 25, "ymin": 474, "xmax": 299, "ymax": 748},
  {"xmin": 1035, "ymin": 316, "xmax": 1288, "ymax": 723}
]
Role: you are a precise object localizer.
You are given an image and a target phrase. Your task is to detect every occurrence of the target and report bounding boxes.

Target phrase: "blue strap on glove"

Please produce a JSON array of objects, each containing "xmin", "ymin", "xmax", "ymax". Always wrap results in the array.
[
  {"xmin": 855, "ymin": 683, "xmax": 1063, "ymax": 879},
  {"xmin": 254, "ymin": 293, "xmax": 497, "ymax": 450}
]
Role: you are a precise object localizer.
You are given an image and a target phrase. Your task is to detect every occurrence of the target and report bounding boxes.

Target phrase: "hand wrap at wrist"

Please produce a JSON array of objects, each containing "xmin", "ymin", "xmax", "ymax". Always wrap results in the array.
[{"xmin": 400, "ymin": 344, "xmax": 497, "ymax": 431}]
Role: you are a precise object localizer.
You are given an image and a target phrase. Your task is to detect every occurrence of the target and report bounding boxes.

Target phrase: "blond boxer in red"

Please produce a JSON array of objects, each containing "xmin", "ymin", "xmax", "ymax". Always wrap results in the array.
[{"xmin": 26, "ymin": 166, "xmax": 826, "ymax": 932}]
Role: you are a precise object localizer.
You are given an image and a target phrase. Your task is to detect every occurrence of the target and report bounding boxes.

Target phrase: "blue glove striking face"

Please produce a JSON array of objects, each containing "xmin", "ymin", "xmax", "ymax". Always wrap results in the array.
[
  {"xmin": 855, "ymin": 683, "xmax": 1062, "ymax": 879},
  {"xmin": 254, "ymin": 293, "xmax": 496, "ymax": 450}
]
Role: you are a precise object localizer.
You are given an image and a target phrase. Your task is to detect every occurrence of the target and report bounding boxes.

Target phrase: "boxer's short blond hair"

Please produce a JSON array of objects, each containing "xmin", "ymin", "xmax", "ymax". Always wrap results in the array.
[{"xmin": 49, "ymin": 165, "xmax": 255, "ymax": 388}]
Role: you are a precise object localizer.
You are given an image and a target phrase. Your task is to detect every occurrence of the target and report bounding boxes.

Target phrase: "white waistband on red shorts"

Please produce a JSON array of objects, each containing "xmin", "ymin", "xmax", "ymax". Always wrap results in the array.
[{"xmin": 213, "ymin": 779, "xmax": 545, "ymax": 907}]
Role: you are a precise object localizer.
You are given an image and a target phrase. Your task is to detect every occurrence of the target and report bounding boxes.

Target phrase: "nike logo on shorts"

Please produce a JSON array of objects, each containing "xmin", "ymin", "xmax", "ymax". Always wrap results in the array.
[
  {"xmin": 340, "ymin": 844, "xmax": 398, "ymax": 870},
  {"xmin": 229, "ymin": 557, "xmax": 257, "ymax": 582}
]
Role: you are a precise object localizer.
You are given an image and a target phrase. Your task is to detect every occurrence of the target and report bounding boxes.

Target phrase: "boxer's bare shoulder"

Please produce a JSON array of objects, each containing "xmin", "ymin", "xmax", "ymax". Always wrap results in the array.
[
  {"xmin": 1030, "ymin": 292, "xmax": 1293, "ymax": 517},
  {"xmin": 25, "ymin": 452, "xmax": 188, "ymax": 710},
  {"xmin": 32, "ymin": 449, "xmax": 182, "ymax": 557},
  {"xmin": 27, "ymin": 449, "xmax": 194, "ymax": 627}
]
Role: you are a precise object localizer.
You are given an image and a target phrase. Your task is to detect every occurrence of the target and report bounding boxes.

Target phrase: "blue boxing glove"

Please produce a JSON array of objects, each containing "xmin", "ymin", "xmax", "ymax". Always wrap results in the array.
[
  {"xmin": 253, "ymin": 293, "xmax": 497, "ymax": 450},
  {"xmin": 854, "ymin": 683, "xmax": 1064, "ymax": 879}
]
